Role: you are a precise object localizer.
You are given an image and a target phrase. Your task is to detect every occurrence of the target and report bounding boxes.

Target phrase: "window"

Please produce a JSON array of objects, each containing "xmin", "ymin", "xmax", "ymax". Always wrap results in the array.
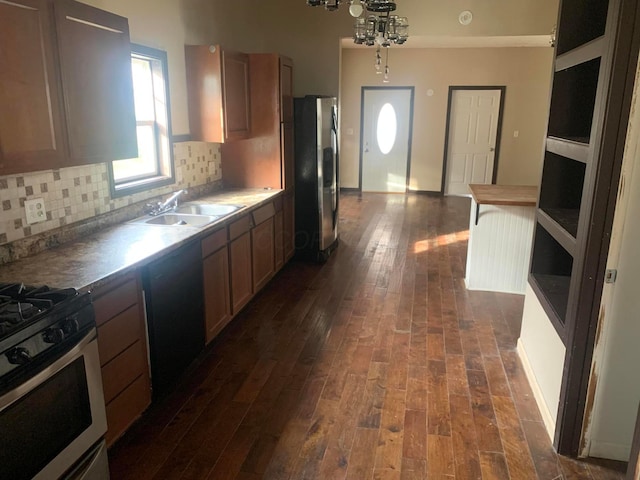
[
  {"xmin": 376, "ymin": 103, "xmax": 397, "ymax": 155},
  {"xmin": 108, "ymin": 44, "xmax": 174, "ymax": 197}
]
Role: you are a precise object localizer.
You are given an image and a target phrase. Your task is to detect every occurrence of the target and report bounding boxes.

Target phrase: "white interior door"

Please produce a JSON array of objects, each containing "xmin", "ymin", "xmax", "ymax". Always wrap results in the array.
[
  {"xmin": 361, "ymin": 88, "xmax": 412, "ymax": 193},
  {"xmin": 445, "ymin": 89, "xmax": 502, "ymax": 196}
]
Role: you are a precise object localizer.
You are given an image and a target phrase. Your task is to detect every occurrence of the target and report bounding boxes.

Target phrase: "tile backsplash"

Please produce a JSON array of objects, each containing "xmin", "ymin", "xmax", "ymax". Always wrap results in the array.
[{"xmin": 0, "ymin": 141, "xmax": 222, "ymax": 247}]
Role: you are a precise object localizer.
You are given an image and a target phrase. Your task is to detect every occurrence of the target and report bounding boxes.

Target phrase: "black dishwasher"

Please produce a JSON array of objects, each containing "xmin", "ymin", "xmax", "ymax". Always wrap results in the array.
[{"xmin": 143, "ymin": 240, "xmax": 204, "ymax": 399}]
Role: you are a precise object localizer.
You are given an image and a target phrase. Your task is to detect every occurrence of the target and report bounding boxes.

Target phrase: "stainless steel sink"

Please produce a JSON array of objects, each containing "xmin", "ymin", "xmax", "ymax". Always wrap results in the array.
[
  {"xmin": 174, "ymin": 203, "xmax": 244, "ymax": 217},
  {"xmin": 131, "ymin": 213, "xmax": 220, "ymax": 227}
]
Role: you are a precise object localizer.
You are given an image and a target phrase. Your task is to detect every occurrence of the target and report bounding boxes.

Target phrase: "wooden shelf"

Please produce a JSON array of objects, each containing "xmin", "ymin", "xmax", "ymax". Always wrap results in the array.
[
  {"xmin": 556, "ymin": 36, "xmax": 605, "ymax": 71},
  {"xmin": 537, "ymin": 208, "xmax": 578, "ymax": 255},
  {"xmin": 529, "ymin": 273, "xmax": 568, "ymax": 342},
  {"xmin": 546, "ymin": 136, "xmax": 590, "ymax": 163}
]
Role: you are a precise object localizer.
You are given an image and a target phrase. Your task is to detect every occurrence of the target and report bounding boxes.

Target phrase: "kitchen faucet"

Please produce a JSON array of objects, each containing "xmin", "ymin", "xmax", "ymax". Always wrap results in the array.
[{"xmin": 145, "ymin": 189, "xmax": 187, "ymax": 215}]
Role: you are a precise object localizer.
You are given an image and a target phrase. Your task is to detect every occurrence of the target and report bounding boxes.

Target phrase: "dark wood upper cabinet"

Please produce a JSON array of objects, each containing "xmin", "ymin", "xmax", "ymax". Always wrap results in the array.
[
  {"xmin": 222, "ymin": 50, "xmax": 251, "ymax": 140},
  {"xmin": 220, "ymin": 54, "xmax": 294, "ymax": 191},
  {"xmin": 185, "ymin": 45, "xmax": 251, "ymax": 143},
  {"xmin": 0, "ymin": 0, "xmax": 137, "ymax": 175},
  {"xmin": 54, "ymin": 0, "xmax": 137, "ymax": 163},
  {"xmin": 0, "ymin": 0, "xmax": 67, "ymax": 174},
  {"xmin": 280, "ymin": 57, "xmax": 294, "ymax": 124}
]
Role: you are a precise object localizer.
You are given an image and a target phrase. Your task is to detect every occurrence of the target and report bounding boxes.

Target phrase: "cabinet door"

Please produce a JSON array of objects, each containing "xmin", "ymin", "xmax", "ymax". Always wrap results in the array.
[
  {"xmin": 280, "ymin": 57, "xmax": 294, "ymax": 124},
  {"xmin": 0, "ymin": 0, "xmax": 67, "ymax": 174},
  {"xmin": 283, "ymin": 192, "xmax": 295, "ymax": 262},
  {"xmin": 282, "ymin": 122, "xmax": 295, "ymax": 191},
  {"xmin": 229, "ymin": 231, "xmax": 253, "ymax": 314},
  {"xmin": 222, "ymin": 50, "xmax": 251, "ymax": 141},
  {"xmin": 252, "ymin": 217, "xmax": 275, "ymax": 292},
  {"xmin": 203, "ymin": 246, "xmax": 231, "ymax": 343},
  {"xmin": 274, "ymin": 208, "xmax": 284, "ymax": 272},
  {"xmin": 92, "ymin": 272, "xmax": 150, "ymax": 447},
  {"xmin": 54, "ymin": 0, "xmax": 137, "ymax": 163}
]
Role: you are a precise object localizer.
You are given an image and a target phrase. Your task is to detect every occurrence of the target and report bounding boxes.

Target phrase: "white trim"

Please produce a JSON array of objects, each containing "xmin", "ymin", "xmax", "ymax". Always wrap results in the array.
[
  {"xmin": 517, "ymin": 338, "xmax": 556, "ymax": 440},
  {"xmin": 588, "ymin": 441, "xmax": 632, "ymax": 462}
]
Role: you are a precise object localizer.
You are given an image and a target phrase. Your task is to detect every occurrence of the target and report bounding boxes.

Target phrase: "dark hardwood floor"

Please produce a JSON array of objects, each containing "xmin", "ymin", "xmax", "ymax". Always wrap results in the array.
[{"xmin": 108, "ymin": 192, "xmax": 627, "ymax": 479}]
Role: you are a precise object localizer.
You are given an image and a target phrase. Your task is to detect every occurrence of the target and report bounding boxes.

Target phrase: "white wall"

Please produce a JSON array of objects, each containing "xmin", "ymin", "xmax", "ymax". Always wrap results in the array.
[
  {"xmin": 583, "ymin": 61, "xmax": 640, "ymax": 461},
  {"xmin": 79, "ymin": 0, "xmax": 559, "ymax": 133},
  {"xmin": 339, "ymin": 46, "xmax": 554, "ymax": 191},
  {"xmin": 221, "ymin": 0, "xmax": 559, "ymax": 97},
  {"xmin": 518, "ymin": 283, "xmax": 567, "ymax": 438}
]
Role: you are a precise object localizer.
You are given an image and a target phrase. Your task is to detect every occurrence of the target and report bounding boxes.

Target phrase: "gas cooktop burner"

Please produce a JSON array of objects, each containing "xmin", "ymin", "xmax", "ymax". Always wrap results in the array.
[
  {"xmin": 0, "ymin": 283, "xmax": 79, "ymax": 340},
  {"xmin": 0, "ymin": 281, "xmax": 95, "ymax": 396}
]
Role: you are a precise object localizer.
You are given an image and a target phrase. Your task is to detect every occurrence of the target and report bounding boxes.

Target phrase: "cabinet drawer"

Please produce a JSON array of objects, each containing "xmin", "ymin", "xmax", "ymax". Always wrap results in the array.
[
  {"xmin": 93, "ymin": 277, "xmax": 138, "ymax": 327},
  {"xmin": 101, "ymin": 340, "xmax": 147, "ymax": 404},
  {"xmin": 105, "ymin": 374, "xmax": 150, "ymax": 447},
  {"xmin": 252, "ymin": 202, "xmax": 275, "ymax": 225},
  {"xmin": 201, "ymin": 227, "xmax": 227, "ymax": 258},
  {"xmin": 229, "ymin": 214, "xmax": 252, "ymax": 241},
  {"xmin": 97, "ymin": 303, "xmax": 143, "ymax": 366}
]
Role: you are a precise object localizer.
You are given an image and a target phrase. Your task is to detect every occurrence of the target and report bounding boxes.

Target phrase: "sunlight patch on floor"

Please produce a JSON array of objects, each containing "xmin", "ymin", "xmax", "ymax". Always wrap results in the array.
[{"xmin": 414, "ymin": 230, "xmax": 469, "ymax": 254}]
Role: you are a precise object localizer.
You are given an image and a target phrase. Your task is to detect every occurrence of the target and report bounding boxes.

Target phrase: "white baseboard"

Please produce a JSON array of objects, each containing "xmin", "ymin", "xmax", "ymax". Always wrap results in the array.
[{"xmin": 516, "ymin": 338, "xmax": 556, "ymax": 440}]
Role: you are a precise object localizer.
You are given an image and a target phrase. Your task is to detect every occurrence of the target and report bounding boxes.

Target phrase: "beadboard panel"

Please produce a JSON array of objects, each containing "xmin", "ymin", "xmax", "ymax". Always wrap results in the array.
[{"xmin": 465, "ymin": 198, "xmax": 536, "ymax": 294}]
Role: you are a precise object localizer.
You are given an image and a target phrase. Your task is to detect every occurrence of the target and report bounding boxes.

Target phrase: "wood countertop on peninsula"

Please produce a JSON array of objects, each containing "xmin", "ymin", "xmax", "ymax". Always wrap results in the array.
[{"xmin": 468, "ymin": 184, "xmax": 538, "ymax": 207}]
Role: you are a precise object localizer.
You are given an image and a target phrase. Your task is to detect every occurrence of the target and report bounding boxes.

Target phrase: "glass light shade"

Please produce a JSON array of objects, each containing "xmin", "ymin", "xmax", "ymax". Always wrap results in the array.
[
  {"xmin": 349, "ymin": 0, "xmax": 364, "ymax": 17},
  {"xmin": 395, "ymin": 17, "xmax": 409, "ymax": 43}
]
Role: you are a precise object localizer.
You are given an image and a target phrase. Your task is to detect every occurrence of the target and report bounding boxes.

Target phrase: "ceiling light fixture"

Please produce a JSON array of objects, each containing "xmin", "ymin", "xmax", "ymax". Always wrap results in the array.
[
  {"xmin": 307, "ymin": 0, "xmax": 408, "ymax": 81},
  {"xmin": 307, "ymin": 0, "xmax": 398, "ymax": 14}
]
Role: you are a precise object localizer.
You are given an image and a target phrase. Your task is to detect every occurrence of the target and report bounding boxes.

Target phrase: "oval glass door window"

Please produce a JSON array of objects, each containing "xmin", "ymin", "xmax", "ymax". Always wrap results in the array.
[{"xmin": 377, "ymin": 103, "xmax": 397, "ymax": 155}]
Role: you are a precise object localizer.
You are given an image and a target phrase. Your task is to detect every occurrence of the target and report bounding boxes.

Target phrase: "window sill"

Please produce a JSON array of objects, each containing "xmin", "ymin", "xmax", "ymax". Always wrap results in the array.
[{"xmin": 110, "ymin": 175, "xmax": 175, "ymax": 198}]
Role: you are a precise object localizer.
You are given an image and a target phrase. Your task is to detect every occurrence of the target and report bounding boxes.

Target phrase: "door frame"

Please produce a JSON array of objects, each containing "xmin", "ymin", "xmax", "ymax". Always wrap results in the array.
[
  {"xmin": 358, "ymin": 86, "xmax": 415, "ymax": 192},
  {"xmin": 440, "ymin": 86, "xmax": 506, "ymax": 194}
]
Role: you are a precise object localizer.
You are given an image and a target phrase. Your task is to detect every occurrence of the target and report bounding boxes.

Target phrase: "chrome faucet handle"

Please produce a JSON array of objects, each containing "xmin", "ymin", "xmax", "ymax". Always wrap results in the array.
[
  {"xmin": 160, "ymin": 189, "xmax": 188, "ymax": 211},
  {"xmin": 143, "ymin": 202, "xmax": 163, "ymax": 215}
]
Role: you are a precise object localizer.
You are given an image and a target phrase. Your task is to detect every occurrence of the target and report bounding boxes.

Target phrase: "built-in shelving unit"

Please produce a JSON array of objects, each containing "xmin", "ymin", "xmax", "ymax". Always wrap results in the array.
[
  {"xmin": 529, "ymin": 0, "xmax": 640, "ymax": 455},
  {"xmin": 529, "ymin": 0, "xmax": 613, "ymax": 336}
]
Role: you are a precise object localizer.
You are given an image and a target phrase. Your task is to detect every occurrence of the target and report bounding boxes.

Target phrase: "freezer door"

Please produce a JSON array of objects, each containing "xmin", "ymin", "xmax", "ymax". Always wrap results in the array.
[{"xmin": 316, "ymin": 98, "xmax": 338, "ymax": 251}]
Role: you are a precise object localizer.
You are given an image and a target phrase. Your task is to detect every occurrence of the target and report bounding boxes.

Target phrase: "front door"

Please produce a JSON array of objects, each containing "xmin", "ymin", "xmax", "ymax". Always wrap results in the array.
[
  {"xmin": 444, "ymin": 88, "xmax": 503, "ymax": 196},
  {"xmin": 360, "ymin": 87, "xmax": 414, "ymax": 193}
]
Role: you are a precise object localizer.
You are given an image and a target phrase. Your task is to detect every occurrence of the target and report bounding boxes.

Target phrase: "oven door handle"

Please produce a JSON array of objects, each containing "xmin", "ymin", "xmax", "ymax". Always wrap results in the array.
[
  {"xmin": 64, "ymin": 440, "xmax": 109, "ymax": 480},
  {"xmin": 0, "ymin": 328, "xmax": 97, "ymax": 410}
]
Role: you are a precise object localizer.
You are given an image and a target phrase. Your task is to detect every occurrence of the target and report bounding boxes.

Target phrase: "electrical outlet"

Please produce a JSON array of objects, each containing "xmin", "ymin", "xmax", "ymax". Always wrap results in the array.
[{"xmin": 25, "ymin": 198, "xmax": 46, "ymax": 225}]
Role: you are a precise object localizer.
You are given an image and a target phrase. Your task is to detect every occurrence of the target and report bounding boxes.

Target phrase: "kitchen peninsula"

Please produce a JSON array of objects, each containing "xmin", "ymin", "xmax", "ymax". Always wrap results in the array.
[{"xmin": 465, "ymin": 184, "xmax": 538, "ymax": 294}]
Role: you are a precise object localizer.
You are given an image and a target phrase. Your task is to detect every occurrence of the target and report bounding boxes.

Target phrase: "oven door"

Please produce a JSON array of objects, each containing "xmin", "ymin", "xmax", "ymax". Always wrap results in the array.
[{"xmin": 0, "ymin": 329, "xmax": 108, "ymax": 480}]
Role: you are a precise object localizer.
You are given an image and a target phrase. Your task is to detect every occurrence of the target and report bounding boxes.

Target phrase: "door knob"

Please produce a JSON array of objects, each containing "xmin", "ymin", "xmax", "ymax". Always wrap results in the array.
[{"xmin": 489, "ymin": 147, "xmax": 495, "ymax": 152}]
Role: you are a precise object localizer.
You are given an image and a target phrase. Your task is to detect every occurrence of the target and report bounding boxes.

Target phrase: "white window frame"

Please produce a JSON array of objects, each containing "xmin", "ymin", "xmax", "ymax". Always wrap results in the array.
[{"xmin": 108, "ymin": 44, "xmax": 175, "ymax": 197}]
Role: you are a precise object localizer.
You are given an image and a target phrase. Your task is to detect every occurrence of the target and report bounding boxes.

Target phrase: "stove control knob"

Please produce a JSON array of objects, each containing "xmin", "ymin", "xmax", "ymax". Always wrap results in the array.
[
  {"xmin": 43, "ymin": 327, "xmax": 65, "ymax": 344},
  {"xmin": 62, "ymin": 319, "xmax": 79, "ymax": 335},
  {"xmin": 6, "ymin": 347, "xmax": 32, "ymax": 365}
]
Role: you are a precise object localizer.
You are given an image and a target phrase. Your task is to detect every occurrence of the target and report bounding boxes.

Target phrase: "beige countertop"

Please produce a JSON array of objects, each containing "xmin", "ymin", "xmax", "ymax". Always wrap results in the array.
[
  {"xmin": 0, "ymin": 188, "xmax": 282, "ymax": 291},
  {"xmin": 468, "ymin": 184, "xmax": 538, "ymax": 206}
]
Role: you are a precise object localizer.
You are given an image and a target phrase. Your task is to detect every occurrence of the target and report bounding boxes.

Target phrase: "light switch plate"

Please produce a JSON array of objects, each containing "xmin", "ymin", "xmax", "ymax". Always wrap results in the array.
[{"xmin": 25, "ymin": 198, "xmax": 46, "ymax": 224}]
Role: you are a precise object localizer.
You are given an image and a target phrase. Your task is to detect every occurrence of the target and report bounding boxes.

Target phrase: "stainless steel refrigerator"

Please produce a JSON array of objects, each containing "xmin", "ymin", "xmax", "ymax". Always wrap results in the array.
[{"xmin": 294, "ymin": 95, "xmax": 339, "ymax": 262}]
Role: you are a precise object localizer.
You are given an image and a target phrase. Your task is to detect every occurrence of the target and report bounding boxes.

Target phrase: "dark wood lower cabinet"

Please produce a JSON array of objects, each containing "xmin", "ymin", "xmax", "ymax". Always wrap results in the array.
[
  {"xmin": 283, "ymin": 192, "xmax": 295, "ymax": 262},
  {"xmin": 274, "ymin": 208, "xmax": 284, "ymax": 271},
  {"xmin": 92, "ymin": 272, "xmax": 150, "ymax": 447},
  {"xmin": 252, "ymin": 217, "xmax": 275, "ymax": 292},
  {"xmin": 203, "ymin": 245, "xmax": 231, "ymax": 343},
  {"xmin": 229, "ymin": 229, "xmax": 253, "ymax": 315}
]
